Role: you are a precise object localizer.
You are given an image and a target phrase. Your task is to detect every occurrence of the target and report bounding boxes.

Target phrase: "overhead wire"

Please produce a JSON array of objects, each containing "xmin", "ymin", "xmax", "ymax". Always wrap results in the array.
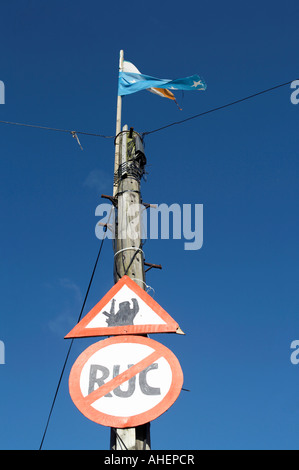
[
  {"xmin": 142, "ymin": 79, "xmax": 297, "ymax": 137},
  {"xmin": 0, "ymin": 119, "xmax": 114, "ymax": 138},
  {"xmin": 39, "ymin": 211, "xmax": 112, "ymax": 450},
  {"xmin": 0, "ymin": 79, "xmax": 297, "ymax": 144}
]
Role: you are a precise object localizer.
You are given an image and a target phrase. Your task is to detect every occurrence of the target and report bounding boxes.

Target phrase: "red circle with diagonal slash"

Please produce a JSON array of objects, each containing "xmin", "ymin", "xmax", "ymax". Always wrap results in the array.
[{"xmin": 69, "ymin": 335, "xmax": 184, "ymax": 428}]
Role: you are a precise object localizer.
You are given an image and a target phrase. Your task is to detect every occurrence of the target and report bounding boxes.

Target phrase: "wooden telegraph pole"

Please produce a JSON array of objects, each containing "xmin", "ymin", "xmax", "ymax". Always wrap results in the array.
[
  {"xmin": 64, "ymin": 49, "xmax": 187, "ymax": 452},
  {"xmin": 110, "ymin": 51, "xmax": 151, "ymax": 450},
  {"xmin": 110, "ymin": 126, "xmax": 150, "ymax": 450}
]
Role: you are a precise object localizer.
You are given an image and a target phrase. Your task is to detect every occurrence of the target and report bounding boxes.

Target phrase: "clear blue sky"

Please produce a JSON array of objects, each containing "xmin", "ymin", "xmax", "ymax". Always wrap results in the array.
[{"xmin": 0, "ymin": 0, "xmax": 299, "ymax": 450}]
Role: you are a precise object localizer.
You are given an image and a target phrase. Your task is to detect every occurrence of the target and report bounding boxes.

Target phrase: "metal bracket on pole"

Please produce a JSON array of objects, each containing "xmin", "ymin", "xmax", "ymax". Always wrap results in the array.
[
  {"xmin": 101, "ymin": 194, "xmax": 117, "ymax": 206},
  {"xmin": 97, "ymin": 222, "xmax": 113, "ymax": 232},
  {"xmin": 144, "ymin": 262, "xmax": 162, "ymax": 273},
  {"xmin": 142, "ymin": 202, "xmax": 157, "ymax": 210}
]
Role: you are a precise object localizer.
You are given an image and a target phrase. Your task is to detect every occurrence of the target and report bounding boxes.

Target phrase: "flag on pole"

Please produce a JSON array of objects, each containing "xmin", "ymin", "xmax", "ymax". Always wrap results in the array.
[
  {"xmin": 119, "ymin": 61, "xmax": 207, "ymax": 103},
  {"xmin": 121, "ymin": 61, "xmax": 178, "ymax": 102}
]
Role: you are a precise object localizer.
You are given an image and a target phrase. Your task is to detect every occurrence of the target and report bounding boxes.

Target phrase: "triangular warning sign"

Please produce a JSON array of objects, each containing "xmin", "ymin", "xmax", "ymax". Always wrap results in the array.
[{"xmin": 65, "ymin": 275, "xmax": 181, "ymax": 338}]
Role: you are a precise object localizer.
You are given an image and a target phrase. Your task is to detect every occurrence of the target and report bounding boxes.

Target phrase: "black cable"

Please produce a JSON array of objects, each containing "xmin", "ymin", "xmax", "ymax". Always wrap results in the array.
[
  {"xmin": 1, "ymin": 79, "xmax": 297, "ymax": 142},
  {"xmin": 123, "ymin": 241, "xmax": 144, "ymax": 277},
  {"xmin": 111, "ymin": 428, "xmax": 129, "ymax": 450},
  {"xmin": 142, "ymin": 79, "xmax": 297, "ymax": 137},
  {"xmin": 39, "ymin": 225, "xmax": 108, "ymax": 450},
  {"xmin": 0, "ymin": 119, "xmax": 114, "ymax": 138}
]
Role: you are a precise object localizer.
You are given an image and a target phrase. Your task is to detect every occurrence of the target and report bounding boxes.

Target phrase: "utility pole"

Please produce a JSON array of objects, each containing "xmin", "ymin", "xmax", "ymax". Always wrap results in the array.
[
  {"xmin": 110, "ymin": 125, "xmax": 150, "ymax": 450},
  {"xmin": 65, "ymin": 49, "xmax": 186, "ymax": 452},
  {"xmin": 109, "ymin": 50, "xmax": 150, "ymax": 450}
]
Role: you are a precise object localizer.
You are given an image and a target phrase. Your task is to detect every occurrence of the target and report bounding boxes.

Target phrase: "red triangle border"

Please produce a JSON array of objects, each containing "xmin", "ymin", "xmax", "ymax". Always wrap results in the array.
[{"xmin": 65, "ymin": 275, "xmax": 179, "ymax": 338}]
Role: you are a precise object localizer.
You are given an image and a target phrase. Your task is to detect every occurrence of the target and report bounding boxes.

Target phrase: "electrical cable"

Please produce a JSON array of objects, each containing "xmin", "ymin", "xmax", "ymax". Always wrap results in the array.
[
  {"xmin": 38, "ymin": 218, "xmax": 111, "ymax": 450},
  {"xmin": 0, "ymin": 119, "xmax": 114, "ymax": 138},
  {"xmin": 111, "ymin": 428, "xmax": 129, "ymax": 450},
  {"xmin": 1, "ymin": 79, "xmax": 297, "ymax": 143},
  {"xmin": 142, "ymin": 79, "xmax": 297, "ymax": 137}
]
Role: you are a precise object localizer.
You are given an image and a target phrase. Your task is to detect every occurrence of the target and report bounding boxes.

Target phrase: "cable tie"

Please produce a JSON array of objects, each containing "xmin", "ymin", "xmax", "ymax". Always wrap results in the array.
[
  {"xmin": 114, "ymin": 247, "xmax": 144, "ymax": 258},
  {"xmin": 132, "ymin": 278, "xmax": 155, "ymax": 296}
]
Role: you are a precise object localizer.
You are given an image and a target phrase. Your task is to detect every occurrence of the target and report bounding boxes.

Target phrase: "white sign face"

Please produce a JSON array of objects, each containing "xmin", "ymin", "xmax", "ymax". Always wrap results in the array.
[
  {"xmin": 65, "ymin": 275, "xmax": 180, "ymax": 338},
  {"xmin": 69, "ymin": 336, "xmax": 184, "ymax": 428},
  {"xmin": 86, "ymin": 284, "xmax": 167, "ymax": 329},
  {"xmin": 80, "ymin": 342, "xmax": 171, "ymax": 416}
]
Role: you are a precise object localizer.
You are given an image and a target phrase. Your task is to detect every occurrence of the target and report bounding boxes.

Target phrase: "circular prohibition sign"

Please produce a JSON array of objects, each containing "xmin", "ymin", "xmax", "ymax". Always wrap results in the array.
[{"xmin": 69, "ymin": 335, "xmax": 184, "ymax": 428}]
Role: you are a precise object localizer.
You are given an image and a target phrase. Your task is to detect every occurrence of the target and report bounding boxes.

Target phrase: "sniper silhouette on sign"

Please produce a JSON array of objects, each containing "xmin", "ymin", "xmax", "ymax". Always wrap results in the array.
[{"xmin": 103, "ymin": 298, "xmax": 139, "ymax": 326}]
